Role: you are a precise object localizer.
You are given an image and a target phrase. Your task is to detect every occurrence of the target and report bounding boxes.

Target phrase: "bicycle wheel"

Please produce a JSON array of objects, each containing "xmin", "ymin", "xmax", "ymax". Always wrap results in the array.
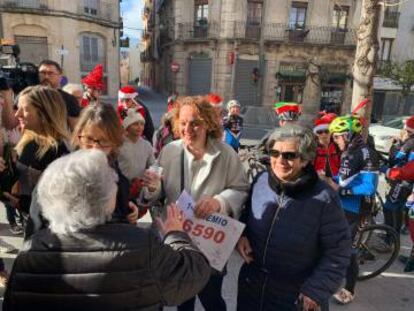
[{"xmin": 356, "ymin": 224, "xmax": 400, "ymax": 281}]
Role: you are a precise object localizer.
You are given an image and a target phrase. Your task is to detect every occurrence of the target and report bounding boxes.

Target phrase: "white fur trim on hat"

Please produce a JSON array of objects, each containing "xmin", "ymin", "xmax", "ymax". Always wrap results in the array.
[
  {"xmin": 118, "ymin": 90, "xmax": 138, "ymax": 100},
  {"xmin": 313, "ymin": 123, "xmax": 329, "ymax": 133},
  {"xmin": 122, "ymin": 109, "xmax": 145, "ymax": 129}
]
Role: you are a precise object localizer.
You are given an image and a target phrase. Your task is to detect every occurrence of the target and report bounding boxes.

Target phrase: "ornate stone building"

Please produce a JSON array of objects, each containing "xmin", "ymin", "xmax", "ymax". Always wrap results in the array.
[
  {"xmin": 148, "ymin": 0, "xmax": 361, "ymax": 124},
  {"xmin": 0, "ymin": 0, "xmax": 121, "ymax": 98}
]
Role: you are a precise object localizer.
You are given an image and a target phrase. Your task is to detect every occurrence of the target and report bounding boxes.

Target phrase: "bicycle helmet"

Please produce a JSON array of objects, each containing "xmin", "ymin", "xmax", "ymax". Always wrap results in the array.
[
  {"xmin": 227, "ymin": 99, "xmax": 241, "ymax": 110},
  {"xmin": 329, "ymin": 115, "xmax": 363, "ymax": 134},
  {"xmin": 274, "ymin": 102, "xmax": 301, "ymax": 121}
]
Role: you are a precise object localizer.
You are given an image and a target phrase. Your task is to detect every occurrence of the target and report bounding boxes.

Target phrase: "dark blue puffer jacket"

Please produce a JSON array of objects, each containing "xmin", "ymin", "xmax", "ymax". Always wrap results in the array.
[{"xmin": 242, "ymin": 165, "xmax": 351, "ymax": 305}]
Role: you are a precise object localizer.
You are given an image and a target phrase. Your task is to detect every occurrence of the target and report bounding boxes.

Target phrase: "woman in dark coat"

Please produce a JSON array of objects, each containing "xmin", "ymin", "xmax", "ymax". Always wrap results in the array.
[{"xmin": 237, "ymin": 124, "xmax": 351, "ymax": 311}]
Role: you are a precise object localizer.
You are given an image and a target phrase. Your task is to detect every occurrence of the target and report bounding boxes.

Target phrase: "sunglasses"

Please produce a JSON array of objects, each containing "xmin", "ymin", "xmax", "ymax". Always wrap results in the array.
[
  {"xmin": 269, "ymin": 149, "xmax": 300, "ymax": 161},
  {"xmin": 316, "ymin": 130, "xmax": 330, "ymax": 135}
]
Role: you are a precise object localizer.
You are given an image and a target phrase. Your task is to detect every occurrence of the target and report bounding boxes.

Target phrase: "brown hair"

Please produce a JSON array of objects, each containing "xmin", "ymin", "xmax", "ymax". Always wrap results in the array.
[
  {"xmin": 71, "ymin": 103, "xmax": 123, "ymax": 156},
  {"xmin": 173, "ymin": 96, "xmax": 223, "ymax": 140},
  {"xmin": 15, "ymin": 85, "xmax": 69, "ymax": 158}
]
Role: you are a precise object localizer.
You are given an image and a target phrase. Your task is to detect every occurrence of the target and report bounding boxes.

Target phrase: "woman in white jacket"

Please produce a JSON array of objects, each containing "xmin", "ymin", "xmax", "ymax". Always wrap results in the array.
[{"xmin": 144, "ymin": 95, "xmax": 249, "ymax": 311}]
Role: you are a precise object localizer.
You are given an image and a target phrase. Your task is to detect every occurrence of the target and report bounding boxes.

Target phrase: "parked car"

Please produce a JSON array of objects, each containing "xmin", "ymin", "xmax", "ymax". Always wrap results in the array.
[{"xmin": 369, "ymin": 117, "xmax": 409, "ymax": 154}]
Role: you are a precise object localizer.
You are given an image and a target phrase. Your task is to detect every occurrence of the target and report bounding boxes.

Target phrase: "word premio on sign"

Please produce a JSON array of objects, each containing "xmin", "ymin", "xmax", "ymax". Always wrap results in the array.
[{"xmin": 176, "ymin": 191, "xmax": 245, "ymax": 271}]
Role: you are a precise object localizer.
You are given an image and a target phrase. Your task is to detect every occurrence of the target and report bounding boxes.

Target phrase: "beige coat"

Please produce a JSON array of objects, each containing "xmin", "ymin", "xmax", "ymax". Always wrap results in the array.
[{"xmin": 147, "ymin": 138, "xmax": 249, "ymax": 219}]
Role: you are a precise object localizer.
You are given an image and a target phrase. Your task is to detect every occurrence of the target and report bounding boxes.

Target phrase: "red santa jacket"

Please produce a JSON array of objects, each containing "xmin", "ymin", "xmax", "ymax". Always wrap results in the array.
[{"xmin": 314, "ymin": 142, "xmax": 341, "ymax": 177}]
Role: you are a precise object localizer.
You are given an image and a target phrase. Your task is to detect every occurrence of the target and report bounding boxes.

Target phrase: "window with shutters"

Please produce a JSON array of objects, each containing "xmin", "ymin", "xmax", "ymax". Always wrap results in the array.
[
  {"xmin": 289, "ymin": 2, "xmax": 307, "ymax": 29},
  {"xmin": 14, "ymin": 36, "xmax": 48, "ymax": 65},
  {"xmin": 84, "ymin": 0, "xmax": 98, "ymax": 16},
  {"xmin": 194, "ymin": 0, "xmax": 208, "ymax": 26},
  {"xmin": 332, "ymin": 6, "xmax": 349, "ymax": 29},
  {"xmin": 79, "ymin": 33, "xmax": 107, "ymax": 94}
]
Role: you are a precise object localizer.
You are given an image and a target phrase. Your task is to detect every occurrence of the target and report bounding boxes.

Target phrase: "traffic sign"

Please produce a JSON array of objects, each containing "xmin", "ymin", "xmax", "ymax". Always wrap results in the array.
[
  {"xmin": 56, "ymin": 48, "xmax": 69, "ymax": 56},
  {"xmin": 171, "ymin": 62, "xmax": 180, "ymax": 73}
]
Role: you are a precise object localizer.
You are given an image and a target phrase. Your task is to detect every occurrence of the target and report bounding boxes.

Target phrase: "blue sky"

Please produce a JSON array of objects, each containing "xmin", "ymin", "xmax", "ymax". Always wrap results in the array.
[{"xmin": 121, "ymin": 0, "xmax": 144, "ymax": 46}]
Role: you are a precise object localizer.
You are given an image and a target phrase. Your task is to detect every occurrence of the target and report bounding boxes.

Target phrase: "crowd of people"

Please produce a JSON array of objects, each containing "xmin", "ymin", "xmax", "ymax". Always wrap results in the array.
[{"xmin": 0, "ymin": 59, "xmax": 411, "ymax": 311}]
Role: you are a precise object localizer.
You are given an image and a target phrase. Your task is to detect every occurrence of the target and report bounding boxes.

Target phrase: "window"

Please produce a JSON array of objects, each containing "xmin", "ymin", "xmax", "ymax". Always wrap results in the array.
[
  {"xmin": 289, "ymin": 2, "xmax": 307, "ymax": 29},
  {"xmin": 383, "ymin": 1, "xmax": 400, "ymax": 28},
  {"xmin": 247, "ymin": 0, "xmax": 263, "ymax": 25},
  {"xmin": 332, "ymin": 6, "xmax": 349, "ymax": 29},
  {"xmin": 14, "ymin": 36, "xmax": 48, "ymax": 65},
  {"xmin": 195, "ymin": 0, "xmax": 208, "ymax": 26},
  {"xmin": 80, "ymin": 33, "xmax": 107, "ymax": 94},
  {"xmin": 84, "ymin": 0, "xmax": 98, "ymax": 16},
  {"xmin": 380, "ymin": 38, "xmax": 393, "ymax": 61}
]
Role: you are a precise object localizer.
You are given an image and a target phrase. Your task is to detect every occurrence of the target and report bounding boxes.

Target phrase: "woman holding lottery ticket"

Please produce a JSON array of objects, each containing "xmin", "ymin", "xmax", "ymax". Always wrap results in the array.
[{"xmin": 143, "ymin": 95, "xmax": 249, "ymax": 311}]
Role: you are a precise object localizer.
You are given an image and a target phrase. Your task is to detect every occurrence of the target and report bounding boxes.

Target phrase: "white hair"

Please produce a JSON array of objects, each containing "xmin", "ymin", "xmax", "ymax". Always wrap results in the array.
[
  {"xmin": 37, "ymin": 149, "xmax": 118, "ymax": 235},
  {"xmin": 62, "ymin": 83, "xmax": 83, "ymax": 95}
]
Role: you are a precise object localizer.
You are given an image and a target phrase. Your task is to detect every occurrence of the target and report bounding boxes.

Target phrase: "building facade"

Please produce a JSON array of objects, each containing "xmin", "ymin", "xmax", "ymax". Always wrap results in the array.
[
  {"xmin": 0, "ymin": 0, "xmax": 121, "ymax": 98},
  {"xmin": 147, "ymin": 0, "xmax": 361, "ymax": 124},
  {"xmin": 373, "ymin": 0, "xmax": 414, "ymax": 121},
  {"xmin": 141, "ymin": 0, "xmax": 155, "ymax": 87}
]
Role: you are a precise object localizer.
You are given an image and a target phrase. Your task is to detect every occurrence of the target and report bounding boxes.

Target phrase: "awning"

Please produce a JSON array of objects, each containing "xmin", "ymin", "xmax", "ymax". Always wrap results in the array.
[{"xmin": 276, "ymin": 70, "xmax": 306, "ymax": 82}]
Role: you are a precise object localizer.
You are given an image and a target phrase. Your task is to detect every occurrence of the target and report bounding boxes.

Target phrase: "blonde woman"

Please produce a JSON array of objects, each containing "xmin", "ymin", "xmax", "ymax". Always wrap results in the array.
[{"xmin": 14, "ymin": 85, "xmax": 70, "ymax": 216}]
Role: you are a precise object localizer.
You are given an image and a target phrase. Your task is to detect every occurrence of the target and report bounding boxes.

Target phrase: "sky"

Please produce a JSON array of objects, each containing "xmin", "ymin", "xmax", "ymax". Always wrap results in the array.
[{"xmin": 120, "ymin": 0, "xmax": 144, "ymax": 47}]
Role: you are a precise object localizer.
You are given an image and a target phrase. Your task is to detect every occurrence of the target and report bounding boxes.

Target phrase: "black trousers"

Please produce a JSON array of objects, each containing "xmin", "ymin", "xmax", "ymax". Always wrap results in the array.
[
  {"xmin": 177, "ymin": 272, "xmax": 226, "ymax": 311},
  {"xmin": 344, "ymin": 211, "xmax": 359, "ymax": 294}
]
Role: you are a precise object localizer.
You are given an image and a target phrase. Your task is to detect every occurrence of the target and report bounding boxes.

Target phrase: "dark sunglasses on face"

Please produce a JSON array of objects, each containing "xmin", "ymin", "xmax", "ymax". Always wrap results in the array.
[
  {"xmin": 316, "ymin": 130, "xmax": 330, "ymax": 135},
  {"xmin": 269, "ymin": 149, "xmax": 300, "ymax": 161}
]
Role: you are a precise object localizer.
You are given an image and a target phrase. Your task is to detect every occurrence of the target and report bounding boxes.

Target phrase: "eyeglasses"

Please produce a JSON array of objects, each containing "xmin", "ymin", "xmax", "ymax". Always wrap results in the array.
[
  {"xmin": 39, "ymin": 70, "xmax": 59, "ymax": 76},
  {"xmin": 78, "ymin": 135, "xmax": 113, "ymax": 149},
  {"xmin": 269, "ymin": 149, "xmax": 300, "ymax": 161},
  {"xmin": 316, "ymin": 130, "xmax": 330, "ymax": 135}
]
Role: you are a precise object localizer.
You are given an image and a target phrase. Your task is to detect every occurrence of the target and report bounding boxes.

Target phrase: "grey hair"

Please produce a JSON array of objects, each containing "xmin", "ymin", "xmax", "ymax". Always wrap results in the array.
[
  {"xmin": 37, "ymin": 149, "xmax": 118, "ymax": 235},
  {"xmin": 266, "ymin": 124, "xmax": 317, "ymax": 162},
  {"xmin": 62, "ymin": 83, "xmax": 83, "ymax": 95}
]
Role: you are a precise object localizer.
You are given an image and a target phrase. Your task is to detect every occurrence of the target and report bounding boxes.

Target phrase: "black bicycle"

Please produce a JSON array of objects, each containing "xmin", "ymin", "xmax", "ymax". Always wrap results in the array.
[
  {"xmin": 238, "ymin": 144, "xmax": 268, "ymax": 183},
  {"xmin": 355, "ymin": 192, "xmax": 400, "ymax": 281}
]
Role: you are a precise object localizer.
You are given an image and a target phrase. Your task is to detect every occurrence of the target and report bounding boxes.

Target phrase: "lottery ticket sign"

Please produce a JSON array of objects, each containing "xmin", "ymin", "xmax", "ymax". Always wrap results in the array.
[{"xmin": 176, "ymin": 191, "xmax": 245, "ymax": 271}]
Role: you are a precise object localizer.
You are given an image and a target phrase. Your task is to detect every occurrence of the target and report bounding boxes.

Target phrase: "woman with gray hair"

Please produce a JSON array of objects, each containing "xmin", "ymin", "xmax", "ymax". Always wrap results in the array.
[
  {"xmin": 4, "ymin": 149, "xmax": 211, "ymax": 311},
  {"xmin": 236, "ymin": 124, "xmax": 351, "ymax": 311}
]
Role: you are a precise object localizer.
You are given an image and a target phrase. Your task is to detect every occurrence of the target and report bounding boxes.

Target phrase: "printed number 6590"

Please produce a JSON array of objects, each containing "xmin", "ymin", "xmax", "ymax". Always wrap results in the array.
[{"xmin": 183, "ymin": 219, "xmax": 225, "ymax": 244}]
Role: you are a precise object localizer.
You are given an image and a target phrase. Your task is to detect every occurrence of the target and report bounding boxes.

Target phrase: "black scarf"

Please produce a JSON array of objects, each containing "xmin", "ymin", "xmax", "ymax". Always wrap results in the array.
[{"xmin": 268, "ymin": 163, "xmax": 319, "ymax": 198}]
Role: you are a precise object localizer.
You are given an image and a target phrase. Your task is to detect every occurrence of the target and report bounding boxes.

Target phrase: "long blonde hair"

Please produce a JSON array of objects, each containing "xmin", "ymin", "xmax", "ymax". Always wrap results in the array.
[{"xmin": 15, "ymin": 85, "xmax": 69, "ymax": 158}]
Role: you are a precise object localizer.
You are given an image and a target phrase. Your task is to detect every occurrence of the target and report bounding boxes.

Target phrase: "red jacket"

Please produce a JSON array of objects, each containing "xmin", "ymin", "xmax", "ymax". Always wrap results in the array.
[
  {"xmin": 314, "ymin": 142, "xmax": 341, "ymax": 177},
  {"xmin": 388, "ymin": 161, "xmax": 414, "ymax": 181}
]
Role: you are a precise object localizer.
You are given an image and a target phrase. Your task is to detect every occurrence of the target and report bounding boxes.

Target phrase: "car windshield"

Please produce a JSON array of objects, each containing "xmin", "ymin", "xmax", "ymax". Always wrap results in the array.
[{"xmin": 383, "ymin": 118, "xmax": 406, "ymax": 129}]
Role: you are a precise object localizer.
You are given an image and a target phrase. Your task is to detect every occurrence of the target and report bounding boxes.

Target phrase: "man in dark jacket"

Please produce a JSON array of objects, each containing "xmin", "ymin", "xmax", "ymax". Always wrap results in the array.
[{"xmin": 4, "ymin": 149, "xmax": 211, "ymax": 311}]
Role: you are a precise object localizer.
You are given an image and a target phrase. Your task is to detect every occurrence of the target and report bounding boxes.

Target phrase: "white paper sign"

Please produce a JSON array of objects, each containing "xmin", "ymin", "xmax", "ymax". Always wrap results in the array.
[{"xmin": 176, "ymin": 191, "xmax": 245, "ymax": 271}]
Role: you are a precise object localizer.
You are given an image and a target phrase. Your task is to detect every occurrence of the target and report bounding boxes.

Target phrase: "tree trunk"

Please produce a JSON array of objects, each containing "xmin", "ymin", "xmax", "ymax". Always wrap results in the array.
[
  {"xmin": 302, "ymin": 58, "xmax": 321, "ymax": 116},
  {"xmin": 351, "ymin": 0, "xmax": 381, "ymax": 129}
]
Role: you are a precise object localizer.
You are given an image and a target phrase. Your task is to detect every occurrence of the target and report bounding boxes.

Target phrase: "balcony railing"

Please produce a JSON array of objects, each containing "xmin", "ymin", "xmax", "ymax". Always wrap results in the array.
[
  {"xmin": 234, "ymin": 22, "xmax": 261, "ymax": 41},
  {"xmin": 0, "ymin": 0, "xmax": 48, "ymax": 9},
  {"xmin": 178, "ymin": 22, "xmax": 219, "ymax": 40},
  {"xmin": 140, "ymin": 51, "xmax": 153, "ymax": 63},
  {"xmin": 263, "ymin": 23, "xmax": 356, "ymax": 46},
  {"xmin": 383, "ymin": 11, "xmax": 400, "ymax": 28}
]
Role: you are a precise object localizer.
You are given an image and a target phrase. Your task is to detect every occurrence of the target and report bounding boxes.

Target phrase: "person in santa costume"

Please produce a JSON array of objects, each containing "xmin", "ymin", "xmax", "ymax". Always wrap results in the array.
[
  {"xmin": 81, "ymin": 64, "xmax": 104, "ymax": 107},
  {"xmin": 118, "ymin": 85, "xmax": 154, "ymax": 143},
  {"xmin": 118, "ymin": 109, "xmax": 155, "ymax": 219},
  {"xmin": 313, "ymin": 112, "xmax": 341, "ymax": 178}
]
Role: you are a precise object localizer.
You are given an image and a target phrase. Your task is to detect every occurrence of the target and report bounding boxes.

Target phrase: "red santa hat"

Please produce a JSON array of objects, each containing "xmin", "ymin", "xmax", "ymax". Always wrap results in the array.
[
  {"xmin": 122, "ymin": 108, "xmax": 145, "ymax": 129},
  {"xmin": 119, "ymin": 85, "xmax": 139, "ymax": 100},
  {"xmin": 81, "ymin": 64, "xmax": 104, "ymax": 90},
  {"xmin": 207, "ymin": 93, "xmax": 223, "ymax": 108},
  {"xmin": 314, "ymin": 113, "xmax": 337, "ymax": 133},
  {"xmin": 405, "ymin": 116, "xmax": 414, "ymax": 132}
]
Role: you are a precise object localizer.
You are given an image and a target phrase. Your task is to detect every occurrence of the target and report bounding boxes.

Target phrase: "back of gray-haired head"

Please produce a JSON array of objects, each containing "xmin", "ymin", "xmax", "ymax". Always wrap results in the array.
[
  {"xmin": 266, "ymin": 124, "xmax": 317, "ymax": 162},
  {"xmin": 37, "ymin": 149, "xmax": 118, "ymax": 235}
]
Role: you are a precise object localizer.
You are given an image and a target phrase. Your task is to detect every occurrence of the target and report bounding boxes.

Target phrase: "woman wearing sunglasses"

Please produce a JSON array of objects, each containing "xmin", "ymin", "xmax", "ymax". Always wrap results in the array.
[
  {"xmin": 313, "ymin": 113, "xmax": 340, "ymax": 178},
  {"xmin": 236, "ymin": 124, "xmax": 351, "ymax": 311}
]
